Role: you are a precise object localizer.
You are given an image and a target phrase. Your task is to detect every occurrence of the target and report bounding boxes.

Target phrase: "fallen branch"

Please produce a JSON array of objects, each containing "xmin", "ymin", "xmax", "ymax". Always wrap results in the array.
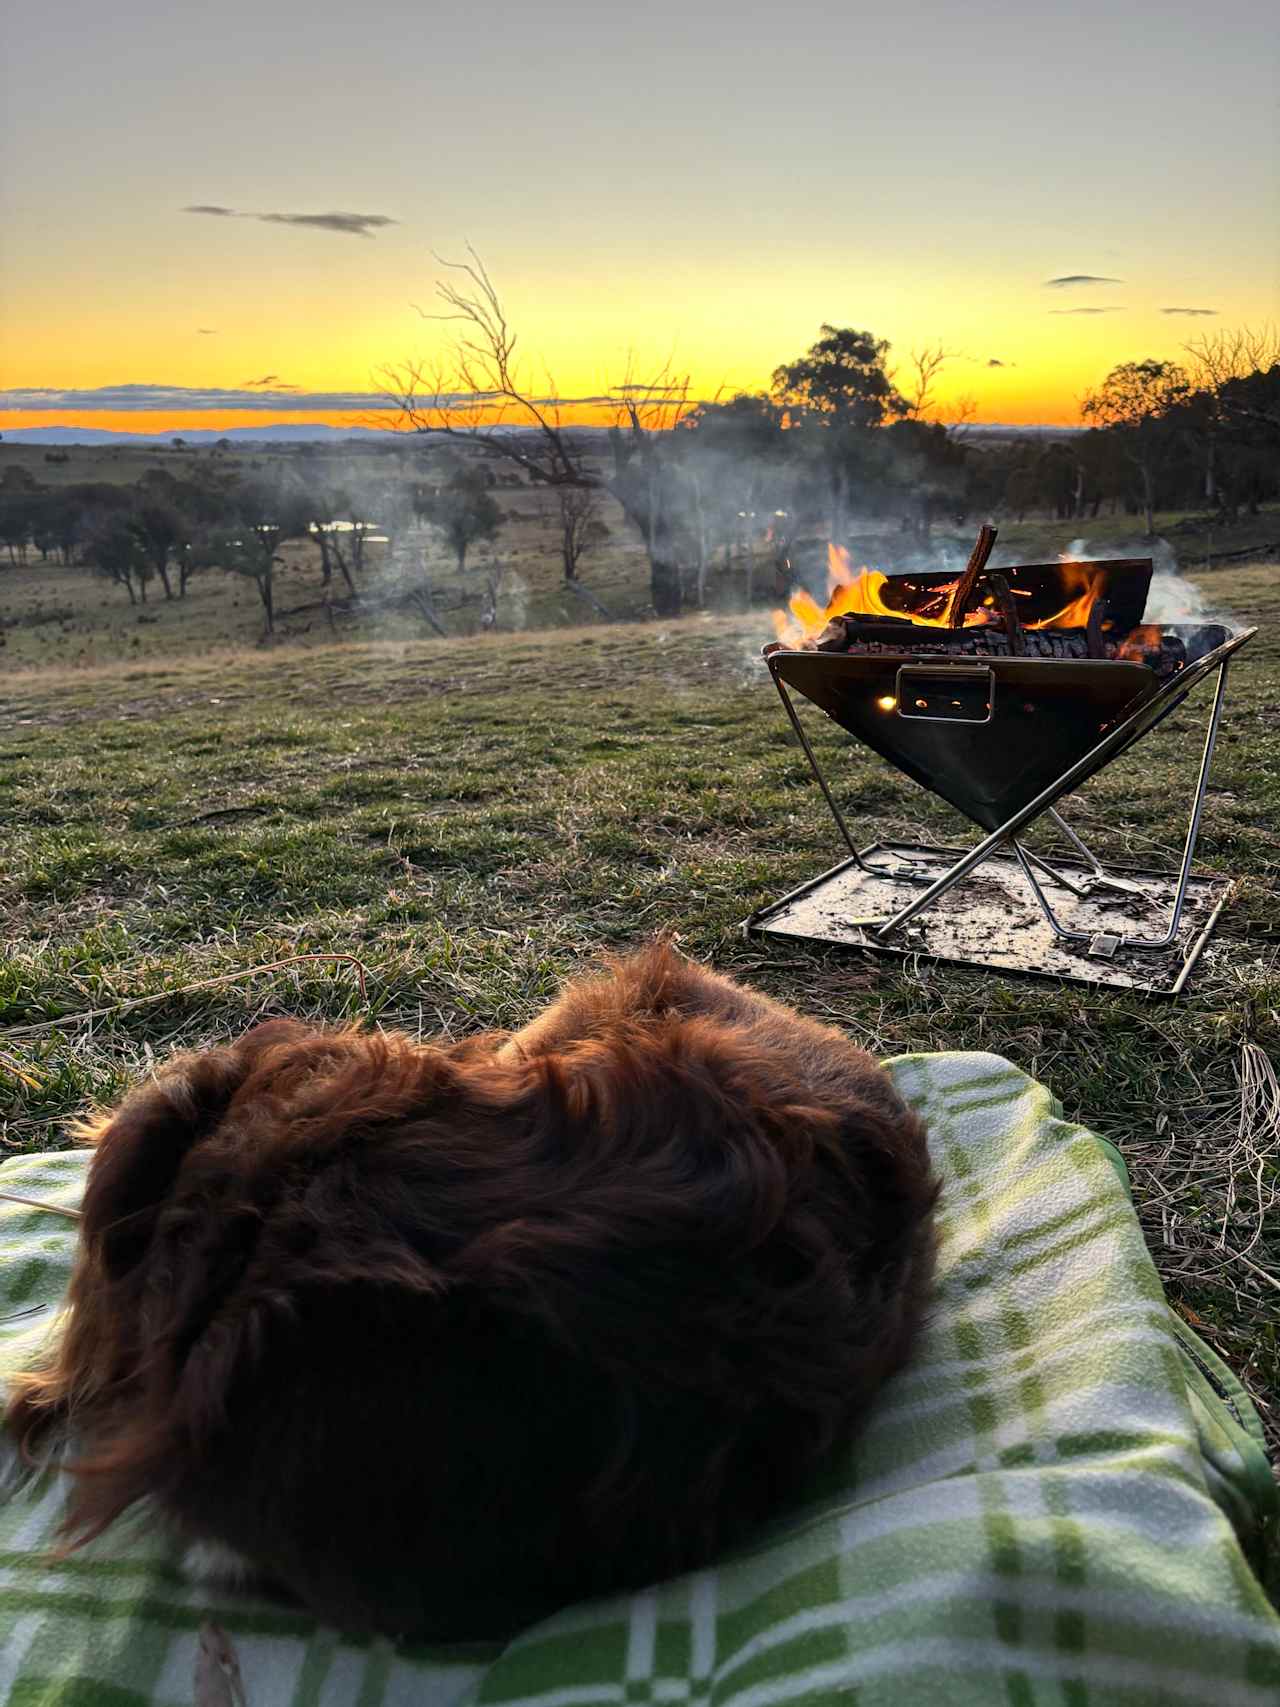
[
  {"xmin": 174, "ymin": 804, "xmax": 271, "ymax": 828},
  {"xmin": 0, "ymin": 1191, "xmax": 81, "ymax": 1221},
  {"xmin": 563, "ymin": 578, "xmax": 617, "ymax": 622},
  {"xmin": 0, "ymin": 953, "xmax": 372, "ymax": 1043}
]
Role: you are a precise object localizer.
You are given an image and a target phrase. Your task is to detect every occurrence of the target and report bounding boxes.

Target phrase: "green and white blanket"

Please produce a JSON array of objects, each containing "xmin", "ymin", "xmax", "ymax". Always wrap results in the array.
[{"xmin": 1, "ymin": 1051, "xmax": 1276, "ymax": 1706}]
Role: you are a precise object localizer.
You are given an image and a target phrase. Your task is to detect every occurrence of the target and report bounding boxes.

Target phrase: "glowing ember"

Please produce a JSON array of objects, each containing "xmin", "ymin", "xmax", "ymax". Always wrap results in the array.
[
  {"xmin": 771, "ymin": 544, "xmax": 1110, "ymax": 647},
  {"xmin": 1114, "ymin": 624, "xmax": 1168, "ymax": 661}
]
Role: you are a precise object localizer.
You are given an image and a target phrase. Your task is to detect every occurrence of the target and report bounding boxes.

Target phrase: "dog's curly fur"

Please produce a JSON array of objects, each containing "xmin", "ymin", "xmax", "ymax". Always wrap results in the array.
[{"xmin": 6, "ymin": 945, "xmax": 938, "ymax": 1640}]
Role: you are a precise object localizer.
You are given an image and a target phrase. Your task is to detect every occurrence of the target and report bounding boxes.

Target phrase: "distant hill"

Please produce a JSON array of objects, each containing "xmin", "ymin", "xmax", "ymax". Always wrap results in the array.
[
  {"xmin": 1, "ymin": 421, "xmax": 1082, "ymax": 448},
  {"xmin": 0, "ymin": 423, "xmax": 395, "ymax": 447}
]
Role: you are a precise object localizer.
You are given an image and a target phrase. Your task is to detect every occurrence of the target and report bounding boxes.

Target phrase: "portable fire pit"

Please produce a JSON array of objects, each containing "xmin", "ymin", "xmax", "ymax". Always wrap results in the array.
[{"xmin": 746, "ymin": 527, "xmax": 1257, "ymax": 994}]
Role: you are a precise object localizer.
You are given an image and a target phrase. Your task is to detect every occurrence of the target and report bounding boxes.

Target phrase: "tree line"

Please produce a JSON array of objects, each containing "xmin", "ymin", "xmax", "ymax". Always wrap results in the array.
[
  {"xmin": 2, "ymin": 287, "xmax": 1277, "ymax": 631},
  {"xmin": 0, "ymin": 451, "xmax": 525, "ymax": 636}
]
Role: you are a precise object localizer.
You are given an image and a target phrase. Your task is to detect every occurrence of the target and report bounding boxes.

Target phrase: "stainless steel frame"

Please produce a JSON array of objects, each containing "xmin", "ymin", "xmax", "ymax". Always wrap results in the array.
[{"xmin": 757, "ymin": 625, "xmax": 1255, "ymax": 981}]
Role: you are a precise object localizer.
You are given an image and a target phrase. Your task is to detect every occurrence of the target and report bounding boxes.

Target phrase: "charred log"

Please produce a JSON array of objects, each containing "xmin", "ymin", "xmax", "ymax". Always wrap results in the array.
[
  {"xmin": 945, "ymin": 525, "xmax": 998, "ymax": 627},
  {"xmin": 983, "ymin": 573, "xmax": 1026, "ymax": 656}
]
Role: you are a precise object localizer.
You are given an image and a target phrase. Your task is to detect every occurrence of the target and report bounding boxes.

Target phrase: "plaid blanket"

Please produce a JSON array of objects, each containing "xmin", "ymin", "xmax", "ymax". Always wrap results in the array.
[{"xmin": 1, "ymin": 1051, "xmax": 1276, "ymax": 1706}]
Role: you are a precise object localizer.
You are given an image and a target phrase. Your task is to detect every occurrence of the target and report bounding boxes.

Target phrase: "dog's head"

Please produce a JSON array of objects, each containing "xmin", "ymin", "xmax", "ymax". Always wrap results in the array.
[{"xmin": 7, "ymin": 1006, "xmax": 935, "ymax": 1635}]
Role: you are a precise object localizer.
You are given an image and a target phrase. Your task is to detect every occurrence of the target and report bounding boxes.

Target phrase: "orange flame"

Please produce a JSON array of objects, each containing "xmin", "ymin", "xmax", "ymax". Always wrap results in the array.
[{"xmin": 771, "ymin": 544, "xmax": 1108, "ymax": 646}]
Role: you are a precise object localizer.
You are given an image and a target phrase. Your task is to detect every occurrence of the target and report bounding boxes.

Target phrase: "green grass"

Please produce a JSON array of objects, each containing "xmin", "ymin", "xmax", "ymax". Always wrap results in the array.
[{"xmin": 2, "ymin": 562, "xmax": 1278, "ymax": 1458}]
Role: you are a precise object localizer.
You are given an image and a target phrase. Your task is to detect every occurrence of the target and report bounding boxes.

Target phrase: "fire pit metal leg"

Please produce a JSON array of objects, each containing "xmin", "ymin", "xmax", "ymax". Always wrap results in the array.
[
  {"xmin": 1003, "ymin": 665, "xmax": 1229, "ymax": 956},
  {"xmin": 770, "ymin": 672, "xmax": 865, "ymax": 865},
  {"xmin": 1121, "ymin": 657, "xmax": 1230, "ymax": 951},
  {"xmin": 869, "ymin": 656, "xmax": 1234, "ymax": 945},
  {"xmin": 772, "ymin": 674, "xmax": 936, "ymax": 884},
  {"xmin": 1047, "ymin": 808, "xmax": 1106, "ymax": 877},
  {"xmin": 1011, "ymin": 843, "xmax": 1092, "ymax": 943}
]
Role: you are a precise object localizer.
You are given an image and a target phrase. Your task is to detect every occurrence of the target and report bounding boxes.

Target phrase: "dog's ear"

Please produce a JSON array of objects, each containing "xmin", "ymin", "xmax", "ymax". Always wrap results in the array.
[{"xmin": 80, "ymin": 1019, "xmax": 309, "ymax": 1282}]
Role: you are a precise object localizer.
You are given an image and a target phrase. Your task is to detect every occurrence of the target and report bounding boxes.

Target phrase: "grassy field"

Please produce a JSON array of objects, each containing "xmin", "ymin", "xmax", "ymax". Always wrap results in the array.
[{"xmin": 1, "ymin": 559, "xmax": 1277, "ymax": 1469}]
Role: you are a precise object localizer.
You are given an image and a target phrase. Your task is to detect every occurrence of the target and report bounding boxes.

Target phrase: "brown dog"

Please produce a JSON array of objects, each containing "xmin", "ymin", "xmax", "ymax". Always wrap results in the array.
[{"xmin": 6, "ymin": 945, "xmax": 938, "ymax": 1640}]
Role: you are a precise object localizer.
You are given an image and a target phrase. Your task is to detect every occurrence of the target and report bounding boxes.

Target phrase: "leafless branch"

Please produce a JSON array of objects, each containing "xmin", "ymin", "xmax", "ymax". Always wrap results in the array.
[
  {"xmin": 380, "ymin": 248, "xmax": 593, "ymax": 487},
  {"xmin": 906, "ymin": 344, "xmax": 954, "ymax": 421}
]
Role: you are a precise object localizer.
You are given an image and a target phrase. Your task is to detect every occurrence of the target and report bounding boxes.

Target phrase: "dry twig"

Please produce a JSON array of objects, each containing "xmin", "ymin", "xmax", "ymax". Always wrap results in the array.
[{"xmin": 0, "ymin": 954, "xmax": 372, "ymax": 1043}]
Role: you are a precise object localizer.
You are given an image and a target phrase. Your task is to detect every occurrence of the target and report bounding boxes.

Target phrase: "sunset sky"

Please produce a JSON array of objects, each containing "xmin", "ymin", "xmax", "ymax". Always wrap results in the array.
[{"xmin": 2, "ymin": 0, "xmax": 1277, "ymax": 434}]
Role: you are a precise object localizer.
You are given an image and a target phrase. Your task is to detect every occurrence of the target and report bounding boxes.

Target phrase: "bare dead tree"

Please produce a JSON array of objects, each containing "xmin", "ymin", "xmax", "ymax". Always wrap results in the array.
[
  {"xmin": 1183, "ymin": 324, "xmax": 1280, "ymax": 438},
  {"xmin": 946, "ymin": 393, "xmax": 979, "ymax": 435},
  {"xmin": 379, "ymin": 247, "xmax": 584, "ymax": 486},
  {"xmin": 380, "ymin": 253, "xmax": 694, "ymax": 615},
  {"xmin": 905, "ymin": 344, "xmax": 953, "ymax": 421},
  {"xmin": 604, "ymin": 362, "xmax": 693, "ymax": 614},
  {"xmin": 557, "ymin": 482, "xmax": 607, "ymax": 581}
]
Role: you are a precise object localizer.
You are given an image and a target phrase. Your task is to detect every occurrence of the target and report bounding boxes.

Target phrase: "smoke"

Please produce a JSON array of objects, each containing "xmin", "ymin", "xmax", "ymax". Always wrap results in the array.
[
  {"xmin": 1144, "ymin": 570, "xmax": 1210, "ymax": 624},
  {"xmin": 1065, "ymin": 537, "xmax": 1231, "ymax": 626},
  {"xmin": 502, "ymin": 569, "xmax": 530, "ymax": 631}
]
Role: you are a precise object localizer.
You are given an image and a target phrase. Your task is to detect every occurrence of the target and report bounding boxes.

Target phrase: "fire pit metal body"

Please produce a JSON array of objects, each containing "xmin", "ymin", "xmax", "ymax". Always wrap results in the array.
[{"xmin": 748, "ymin": 614, "xmax": 1256, "ymax": 995}]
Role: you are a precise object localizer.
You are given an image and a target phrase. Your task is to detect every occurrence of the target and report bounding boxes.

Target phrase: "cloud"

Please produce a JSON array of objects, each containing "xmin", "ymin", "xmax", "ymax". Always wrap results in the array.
[
  {"xmin": 196, "ymin": 328, "xmax": 218, "ymax": 335},
  {"xmin": 986, "ymin": 358, "xmax": 1017, "ymax": 368},
  {"xmin": 1161, "ymin": 306, "xmax": 1218, "ymax": 317},
  {"xmin": 1049, "ymin": 307, "xmax": 1125, "ymax": 316},
  {"xmin": 0, "ymin": 384, "xmax": 395, "ymax": 414},
  {"xmin": 0, "ymin": 383, "xmax": 717, "ymax": 415},
  {"xmin": 183, "ymin": 205, "xmax": 397, "ymax": 238},
  {"xmin": 1044, "ymin": 274, "xmax": 1123, "ymax": 288},
  {"xmin": 243, "ymin": 374, "xmax": 299, "ymax": 389},
  {"xmin": 261, "ymin": 211, "xmax": 397, "ymax": 237}
]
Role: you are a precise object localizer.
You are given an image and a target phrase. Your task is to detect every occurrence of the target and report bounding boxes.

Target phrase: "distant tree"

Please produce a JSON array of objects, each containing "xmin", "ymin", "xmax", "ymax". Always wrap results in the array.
[
  {"xmin": 127, "ymin": 502, "xmax": 187, "ymax": 599},
  {"xmin": 293, "ymin": 463, "xmax": 372, "ymax": 599},
  {"xmin": 380, "ymin": 481, "xmax": 448, "ymax": 636},
  {"xmin": 557, "ymin": 482, "xmax": 608, "ymax": 581},
  {"xmin": 771, "ymin": 327, "xmax": 908, "ymax": 542},
  {"xmin": 205, "ymin": 479, "xmax": 313, "ymax": 632},
  {"xmin": 1180, "ymin": 326, "xmax": 1280, "ymax": 518},
  {"xmin": 30, "ymin": 497, "xmax": 64, "ymax": 561},
  {"xmin": 883, "ymin": 418, "xmax": 969, "ymax": 539},
  {"xmin": 903, "ymin": 344, "xmax": 954, "ymax": 422},
  {"xmin": 674, "ymin": 394, "xmax": 785, "ymax": 601},
  {"xmin": 1080, "ymin": 360, "xmax": 1190, "ymax": 535},
  {"xmin": 86, "ymin": 517, "xmax": 150, "ymax": 603},
  {"xmin": 0, "ymin": 501, "xmax": 32, "ymax": 563},
  {"xmin": 415, "ymin": 460, "xmax": 503, "ymax": 574},
  {"xmin": 330, "ymin": 503, "xmax": 376, "ymax": 591},
  {"xmin": 379, "ymin": 250, "xmax": 692, "ymax": 615},
  {"xmin": 171, "ymin": 438, "xmax": 187, "ymax": 452}
]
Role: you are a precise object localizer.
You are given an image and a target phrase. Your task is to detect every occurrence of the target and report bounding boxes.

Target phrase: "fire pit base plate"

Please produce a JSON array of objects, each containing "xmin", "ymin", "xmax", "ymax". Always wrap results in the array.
[{"xmin": 745, "ymin": 843, "xmax": 1232, "ymax": 995}]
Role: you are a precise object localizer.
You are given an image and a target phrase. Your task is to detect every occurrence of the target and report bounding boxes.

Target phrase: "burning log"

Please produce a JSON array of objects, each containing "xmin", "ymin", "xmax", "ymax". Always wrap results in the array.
[
  {"xmin": 946, "ymin": 525, "xmax": 998, "ymax": 627},
  {"xmin": 803, "ymin": 612, "xmax": 1194, "ymax": 678},
  {"xmin": 983, "ymin": 573, "xmax": 1026, "ymax": 656},
  {"xmin": 1085, "ymin": 597, "xmax": 1109, "ymax": 660}
]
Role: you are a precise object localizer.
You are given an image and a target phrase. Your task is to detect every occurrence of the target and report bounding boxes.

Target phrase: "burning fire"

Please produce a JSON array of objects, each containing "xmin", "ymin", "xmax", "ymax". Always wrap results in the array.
[
  {"xmin": 771, "ymin": 545, "xmax": 1108, "ymax": 647},
  {"xmin": 1114, "ymin": 625, "xmax": 1167, "ymax": 662}
]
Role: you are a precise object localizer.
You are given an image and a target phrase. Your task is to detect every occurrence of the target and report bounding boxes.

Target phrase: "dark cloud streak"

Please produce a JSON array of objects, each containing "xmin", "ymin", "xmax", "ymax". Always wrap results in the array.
[
  {"xmin": 1044, "ymin": 274, "xmax": 1124, "ymax": 288},
  {"xmin": 1161, "ymin": 306, "xmax": 1218, "ymax": 316},
  {"xmin": 183, "ymin": 205, "xmax": 397, "ymax": 238},
  {"xmin": 2, "ymin": 383, "xmax": 657, "ymax": 413}
]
